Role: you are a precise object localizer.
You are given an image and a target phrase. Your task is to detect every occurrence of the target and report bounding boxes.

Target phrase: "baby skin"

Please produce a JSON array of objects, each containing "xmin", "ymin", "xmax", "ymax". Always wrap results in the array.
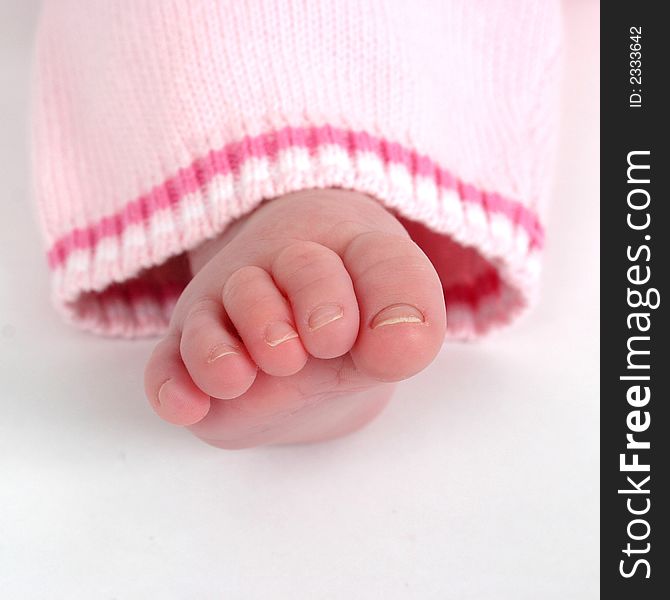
[{"xmin": 144, "ymin": 189, "xmax": 446, "ymax": 448}]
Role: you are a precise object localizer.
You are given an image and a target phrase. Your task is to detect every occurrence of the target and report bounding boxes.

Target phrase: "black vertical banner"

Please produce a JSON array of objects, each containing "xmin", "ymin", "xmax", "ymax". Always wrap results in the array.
[{"xmin": 601, "ymin": 5, "xmax": 669, "ymax": 598}]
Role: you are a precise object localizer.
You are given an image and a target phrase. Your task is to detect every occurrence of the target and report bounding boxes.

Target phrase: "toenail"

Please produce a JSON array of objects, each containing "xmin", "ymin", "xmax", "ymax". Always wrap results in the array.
[
  {"xmin": 371, "ymin": 303, "xmax": 425, "ymax": 329},
  {"xmin": 157, "ymin": 379, "xmax": 172, "ymax": 407},
  {"xmin": 207, "ymin": 343, "xmax": 239, "ymax": 363},
  {"xmin": 265, "ymin": 322, "xmax": 299, "ymax": 347},
  {"xmin": 308, "ymin": 304, "xmax": 344, "ymax": 331}
]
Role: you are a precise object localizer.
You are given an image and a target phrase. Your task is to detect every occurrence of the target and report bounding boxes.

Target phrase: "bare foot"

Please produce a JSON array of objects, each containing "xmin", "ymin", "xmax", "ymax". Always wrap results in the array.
[{"xmin": 144, "ymin": 189, "xmax": 446, "ymax": 448}]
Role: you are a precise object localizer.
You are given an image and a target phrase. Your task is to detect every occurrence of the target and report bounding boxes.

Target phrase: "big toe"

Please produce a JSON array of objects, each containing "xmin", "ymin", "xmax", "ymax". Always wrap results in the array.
[{"xmin": 343, "ymin": 231, "xmax": 446, "ymax": 381}]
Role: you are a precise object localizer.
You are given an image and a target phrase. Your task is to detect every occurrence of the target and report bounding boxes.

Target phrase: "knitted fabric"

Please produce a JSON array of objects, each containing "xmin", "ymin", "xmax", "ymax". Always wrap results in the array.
[{"xmin": 32, "ymin": 0, "xmax": 563, "ymax": 339}]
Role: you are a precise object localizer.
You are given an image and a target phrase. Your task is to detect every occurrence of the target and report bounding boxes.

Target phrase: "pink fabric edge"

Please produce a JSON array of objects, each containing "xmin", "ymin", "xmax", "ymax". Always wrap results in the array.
[
  {"xmin": 46, "ymin": 125, "xmax": 543, "ymax": 267},
  {"xmin": 46, "ymin": 125, "xmax": 544, "ymax": 340}
]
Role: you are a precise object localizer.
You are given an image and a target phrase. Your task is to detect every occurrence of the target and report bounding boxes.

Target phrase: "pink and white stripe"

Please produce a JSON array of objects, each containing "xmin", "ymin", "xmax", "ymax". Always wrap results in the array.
[
  {"xmin": 46, "ymin": 126, "xmax": 543, "ymax": 339},
  {"xmin": 32, "ymin": 0, "xmax": 562, "ymax": 339}
]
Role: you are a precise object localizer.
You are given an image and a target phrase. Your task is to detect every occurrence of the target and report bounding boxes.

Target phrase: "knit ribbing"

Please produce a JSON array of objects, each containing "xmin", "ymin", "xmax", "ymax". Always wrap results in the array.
[{"xmin": 32, "ymin": 0, "xmax": 562, "ymax": 339}]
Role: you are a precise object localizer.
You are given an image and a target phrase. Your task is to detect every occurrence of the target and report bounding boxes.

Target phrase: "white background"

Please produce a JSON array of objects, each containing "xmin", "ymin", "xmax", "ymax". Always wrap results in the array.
[{"xmin": 0, "ymin": 1, "xmax": 599, "ymax": 598}]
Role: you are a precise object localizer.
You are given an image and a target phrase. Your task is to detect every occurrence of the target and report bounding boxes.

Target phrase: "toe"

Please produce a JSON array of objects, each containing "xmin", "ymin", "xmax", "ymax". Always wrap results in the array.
[
  {"xmin": 342, "ymin": 231, "xmax": 446, "ymax": 381},
  {"xmin": 144, "ymin": 332, "xmax": 211, "ymax": 426},
  {"xmin": 223, "ymin": 265, "xmax": 308, "ymax": 376},
  {"xmin": 179, "ymin": 297, "xmax": 258, "ymax": 400},
  {"xmin": 272, "ymin": 241, "xmax": 359, "ymax": 359}
]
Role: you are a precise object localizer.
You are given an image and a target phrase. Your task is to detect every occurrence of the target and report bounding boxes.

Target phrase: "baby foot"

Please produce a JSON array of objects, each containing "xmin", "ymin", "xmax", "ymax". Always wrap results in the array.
[{"xmin": 144, "ymin": 189, "xmax": 446, "ymax": 448}]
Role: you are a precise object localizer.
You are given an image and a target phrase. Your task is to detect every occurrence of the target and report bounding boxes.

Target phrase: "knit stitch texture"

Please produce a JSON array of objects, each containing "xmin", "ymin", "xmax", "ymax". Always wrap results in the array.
[{"xmin": 32, "ymin": 0, "xmax": 563, "ymax": 339}]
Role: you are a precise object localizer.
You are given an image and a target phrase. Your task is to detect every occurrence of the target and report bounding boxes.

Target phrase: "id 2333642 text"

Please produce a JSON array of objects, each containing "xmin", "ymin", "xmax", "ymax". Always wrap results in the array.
[{"xmin": 629, "ymin": 26, "xmax": 643, "ymax": 108}]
